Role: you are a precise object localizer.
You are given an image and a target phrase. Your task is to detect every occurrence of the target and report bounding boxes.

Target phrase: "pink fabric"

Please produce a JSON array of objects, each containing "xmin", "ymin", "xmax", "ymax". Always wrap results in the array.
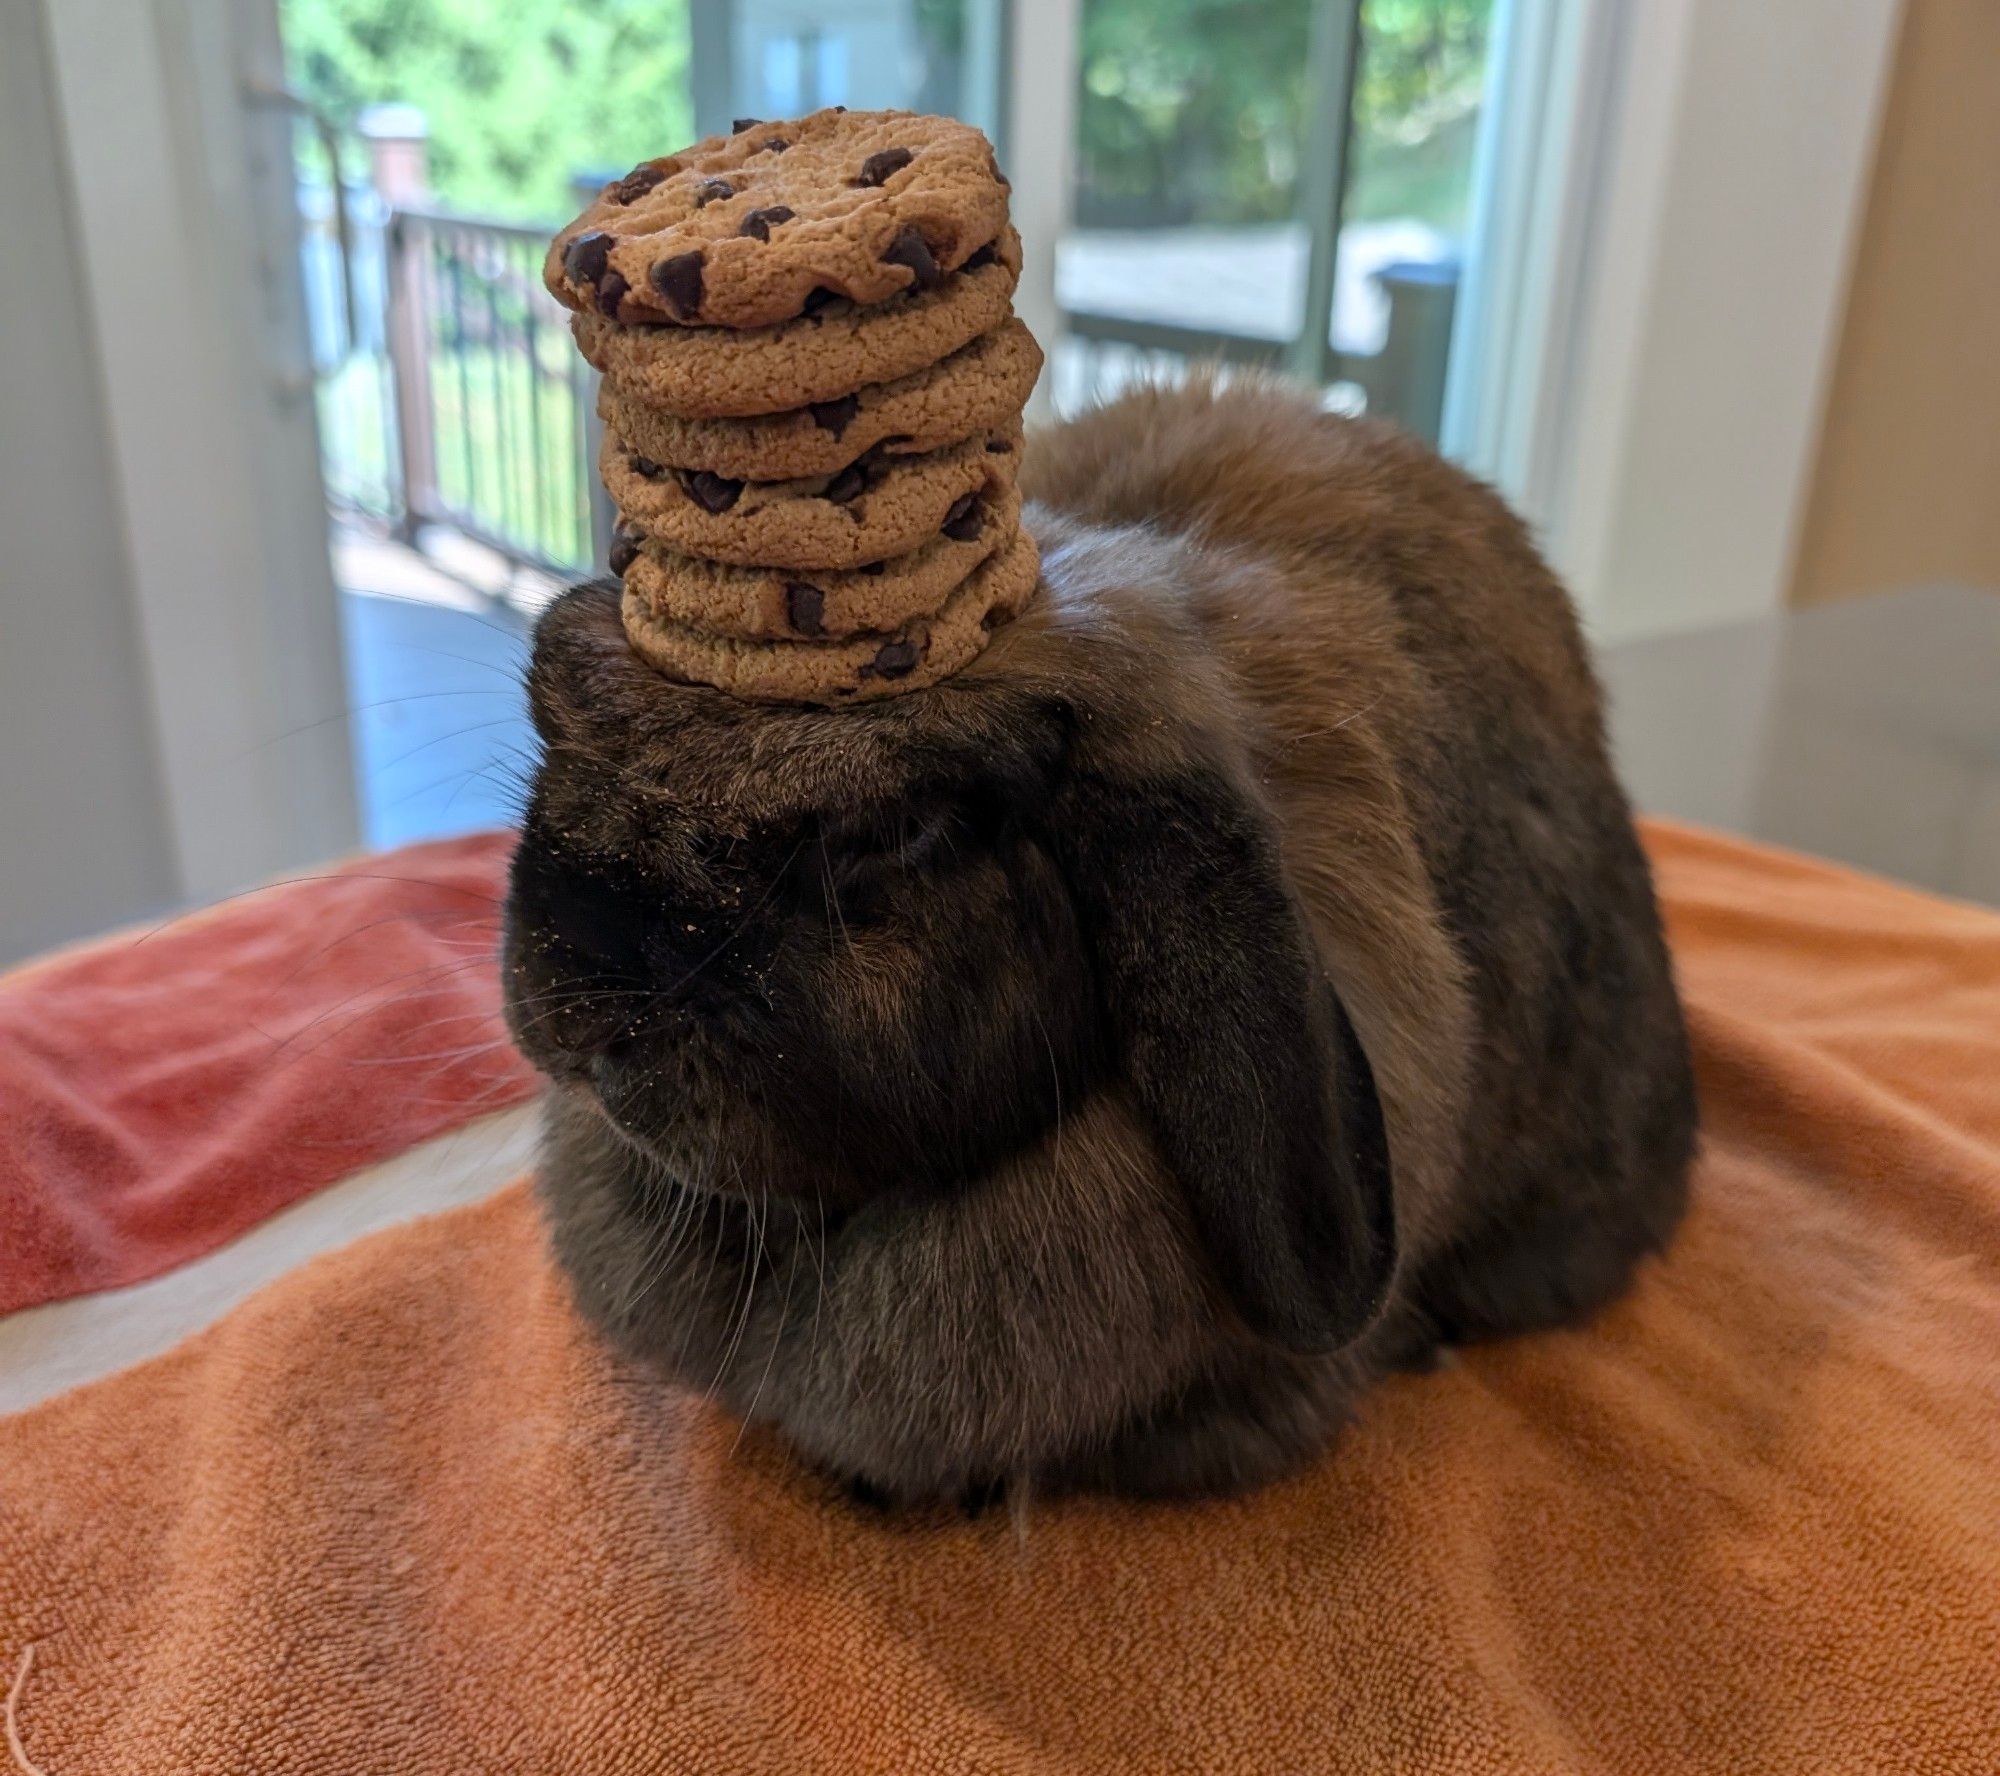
[{"xmin": 0, "ymin": 833, "xmax": 533, "ymax": 1314}]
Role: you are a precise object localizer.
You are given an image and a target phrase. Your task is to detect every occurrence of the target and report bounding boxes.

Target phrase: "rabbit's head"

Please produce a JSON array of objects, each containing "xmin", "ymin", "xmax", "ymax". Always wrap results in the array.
[{"xmin": 504, "ymin": 511, "xmax": 1397, "ymax": 1495}]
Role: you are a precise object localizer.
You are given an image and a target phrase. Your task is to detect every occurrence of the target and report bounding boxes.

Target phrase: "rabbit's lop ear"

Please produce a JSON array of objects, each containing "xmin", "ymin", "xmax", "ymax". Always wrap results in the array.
[{"xmin": 1054, "ymin": 760, "xmax": 1397, "ymax": 1354}]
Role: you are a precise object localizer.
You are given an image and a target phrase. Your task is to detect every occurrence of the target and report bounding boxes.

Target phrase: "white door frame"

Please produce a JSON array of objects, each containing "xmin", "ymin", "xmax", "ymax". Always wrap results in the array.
[
  {"xmin": 1004, "ymin": 0, "xmax": 1080, "ymax": 423},
  {"xmin": 1451, "ymin": 0, "xmax": 1902, "ymax": 642},
  {"xmin": 1442, "ymin": 0, "xmax": 1623, "ymax": 521},
  {"xmin": 37, "ymin": 0, "xmax": 359, "ymax": 907}
]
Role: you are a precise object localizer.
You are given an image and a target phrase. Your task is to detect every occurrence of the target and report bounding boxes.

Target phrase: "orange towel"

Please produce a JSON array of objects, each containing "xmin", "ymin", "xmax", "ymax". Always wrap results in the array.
[{"xmin": 3, "ymin": 822, "xmax": 1997, "ymax": 1773}]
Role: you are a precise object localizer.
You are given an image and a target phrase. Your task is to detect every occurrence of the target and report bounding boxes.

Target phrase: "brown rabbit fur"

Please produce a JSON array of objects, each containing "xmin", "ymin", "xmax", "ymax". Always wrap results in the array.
[{"xmin": 505, "ymin": 377, "xmax": 1696, "ymax": 1503}]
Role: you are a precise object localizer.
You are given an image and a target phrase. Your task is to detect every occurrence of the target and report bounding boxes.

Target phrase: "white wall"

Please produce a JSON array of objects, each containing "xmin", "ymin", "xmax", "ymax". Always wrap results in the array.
[
  {"xmin": 42, "ymin": 0, "xmax": 361, "ymax": 905},
  {"xmin": 1544, "ymin": 0, "xmax": 1901, "ymax": 641},
  {"xmin": 1, "ymin": 0, "xmax": 360, "ymax": 963},
  {"xmin": 0, "ymin": 0, "xmax": 179, "ymax": 961}
]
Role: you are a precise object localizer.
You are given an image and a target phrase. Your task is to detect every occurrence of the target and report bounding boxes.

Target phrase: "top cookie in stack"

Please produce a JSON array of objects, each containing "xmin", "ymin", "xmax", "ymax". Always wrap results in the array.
[{"xmin": 545, "ymin": 108, "xmax": 1043, "ymax": 704}]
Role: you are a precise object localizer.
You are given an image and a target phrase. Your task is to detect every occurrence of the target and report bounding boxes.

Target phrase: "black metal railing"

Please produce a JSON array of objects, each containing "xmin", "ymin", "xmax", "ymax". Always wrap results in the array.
[
  {"xmin": 301, "ymin": 176, "xmax": 1457, "ymax": 587},
  {"xmin": 385, "ymin": 205, "xmax": 603, "ymax": 576}
]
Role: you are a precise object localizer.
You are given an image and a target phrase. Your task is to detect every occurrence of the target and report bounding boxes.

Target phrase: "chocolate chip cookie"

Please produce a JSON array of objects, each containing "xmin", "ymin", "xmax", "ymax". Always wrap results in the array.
[
  {"xmin": 620, "ymin": 524, "xmax": 1040, "ymax": 704},
  {"xmin": 572, "ymin": 228, "xmax": 1020, "ymax": 418},
  {"xmin": 547, "ymin": 109, "xmax": 1010, "ymax": 329},
  {"xmin": 602, "ymin": 427, "xmax": 1022, "ymax": 571},
  {"xmin": 598, "ymin": 317, "xmax": 1041, "ymax": 481},
  {"xmin": 622, "ymin": 485, "xmax": 1022, "ymax": 641}
]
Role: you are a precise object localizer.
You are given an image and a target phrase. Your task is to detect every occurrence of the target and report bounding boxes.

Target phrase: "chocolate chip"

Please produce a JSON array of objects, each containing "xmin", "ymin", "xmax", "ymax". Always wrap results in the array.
[
  {"xmin": 801, "ymin": 286, "xmax": 841, "ymax": 318},
  {"xmin": 981, "ymin": 605, "xmax": 1016, "ymax": 632},
  {"xmin": 563, "ymin": 231, "xmax": 612, "ymax": 286},
  {"xmin": 629, "ymin": 453, "xmax": 665, "ymax": 480},
  {"xmin": 784, "ymin": 582, "xmax": 826, "ymax": 637},
  {"xmin": 861, "ymin": 639, "xmax": 920, "ymax": 680},
  {"xmin": 760, "ymin": 137, "xmax": 790, "ymax": 154},
  {"xmin": 737, "ymin": 205, "xmax": 795, "ymax": 241},
  {"xmin": 940, "ymin": 492, "xmax": 983, "ymax": 541},
  {"xmin": 881, "ymin": 226, "xmax": 941, "ymax": 289},
  {"xmin": 650, "ymin": 251, "xmax": 704, "ymax": 319},
  {"xmin": 808, "ymin": 394, "xmax": 860, "ymax": 438},
  {"xmin": 683, "ymin": 470, "xmax": 742, "ymax": 513},
  {"xmin": 985, "ymin": 438, "xmax": 1012, "ymax": 453},
  {"xmin": 611, "ymin": 164, "xmax": 667, "ymax": 205},
  {"xmin": 962, "ymin": 241, "xmax": 998, "ymax": 272},
  {"xmin": 691, "ymin": 178, "xmax": 735, "ymax": 208},
  {"xmin": 854, "ymin": 147, "xmax": 913, "ymax": 187},
  {"xmin": 608, "ymin": 529, "xmax": 641, "ymax": 575},
  {"xmin": 732, "ymin": 117, "xmax": 763, "ymax": 133},
  {"xmin": 821, "ymin": 463, "xmax": 866, "ymax": 504},
  {"xmin": 595, "ymin": 270, "xmax": 629, "ymax": 317}
]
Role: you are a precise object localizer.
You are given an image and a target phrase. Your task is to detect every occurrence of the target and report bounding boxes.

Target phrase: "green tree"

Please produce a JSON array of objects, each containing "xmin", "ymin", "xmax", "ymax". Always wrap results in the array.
[
  {"xmin": 1075, "ymin": 0, "xmax": 1492, "ymax": 231},
  {"xmin": 1076, "ymin": 0, "xmax": 1314, "ymax": 226},
  {"xmin": 1346, "ymin": 0, "xmax": 1492, "ymax": 227},
  {"xmin": 287, "ymin": 0, "xmax": 1489, "ymax": 234},
  {"xmin": 285, "ymin": 0, "xmax": 693, "ymax": 222}
]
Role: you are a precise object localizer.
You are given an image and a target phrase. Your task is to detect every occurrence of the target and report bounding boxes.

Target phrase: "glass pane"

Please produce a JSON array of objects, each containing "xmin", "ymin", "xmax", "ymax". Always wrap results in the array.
[
  {"xmin": 702, "ymin": 0, "xmax": 1003, "ymax": 145},
  {"xmin": 1056, "ymin": 0, "xmax": 1312, "ymax": 410},
  {"xmin": 1346, "ymin": 0, "xmax": 1492, "ymax": 276},
  {"xmin": 1055, "ymin": 0, "xmax": 1498, "ymax": 444},
  {"xmin": 1329, "ymin": 0, "xmax": 1494, "ymax": 432}
]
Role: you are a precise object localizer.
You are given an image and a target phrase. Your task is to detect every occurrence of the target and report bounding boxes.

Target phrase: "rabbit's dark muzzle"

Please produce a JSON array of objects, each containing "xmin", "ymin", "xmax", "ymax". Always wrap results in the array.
[{"xmin": 505, "ymin": 824, "xmax": 781, "ymax": 1058}]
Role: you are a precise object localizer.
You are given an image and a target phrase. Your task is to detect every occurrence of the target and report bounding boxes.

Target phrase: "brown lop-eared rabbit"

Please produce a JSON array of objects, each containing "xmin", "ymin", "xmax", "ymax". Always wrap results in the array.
[{"xmin": 505, "ymin": 378, "xmax": 1697, "ymax": 1505}]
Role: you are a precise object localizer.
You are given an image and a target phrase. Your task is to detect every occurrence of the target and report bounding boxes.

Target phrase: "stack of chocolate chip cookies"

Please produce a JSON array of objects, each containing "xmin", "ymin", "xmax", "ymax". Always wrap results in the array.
[{"xmin": 545, "ymin": 108, "xmax": 1043, "ymax": 703}]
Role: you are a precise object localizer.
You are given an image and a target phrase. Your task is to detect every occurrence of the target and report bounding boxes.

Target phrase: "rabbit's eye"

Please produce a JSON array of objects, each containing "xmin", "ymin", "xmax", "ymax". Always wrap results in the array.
[
  {"xmin": 825, "ymin": 804, "xmax": 963, "ymax": 878},
  {"xmin": 794, "ymin": 788, "xmax": 1015, "ymax": 919}
]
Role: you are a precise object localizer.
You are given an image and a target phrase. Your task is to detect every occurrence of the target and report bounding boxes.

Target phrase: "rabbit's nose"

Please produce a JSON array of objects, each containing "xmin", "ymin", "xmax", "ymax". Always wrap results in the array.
[
  {"xmin": 508, "ymin": 839, "xmax": 759, "ymax": 1065},
  {"xmin": 508, "ymin": 843, "xmax": 661, "ymax": 1055},
  {"xmin": 527, "ymin": 861, "xmax": 654, "ymax": 981}
]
